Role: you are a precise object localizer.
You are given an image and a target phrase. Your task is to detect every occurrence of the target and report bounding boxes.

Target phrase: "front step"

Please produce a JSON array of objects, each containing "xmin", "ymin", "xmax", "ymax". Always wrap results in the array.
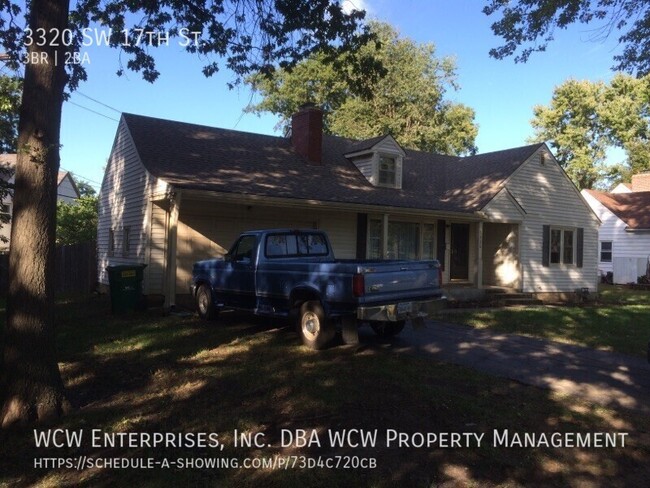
[
  {"xmin": 494, "ymin": 297, "xmax": 544, "ymax": 307},
  {"xmin": 484, "ymin": 289, "xmax": 543, "ymax": 307}
]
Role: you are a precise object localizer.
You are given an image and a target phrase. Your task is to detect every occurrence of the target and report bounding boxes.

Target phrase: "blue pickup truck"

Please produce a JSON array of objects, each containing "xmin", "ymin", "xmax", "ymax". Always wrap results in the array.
[{"xmin": 190, "ymin": 229, "xmax": 446, "ymax": 349}]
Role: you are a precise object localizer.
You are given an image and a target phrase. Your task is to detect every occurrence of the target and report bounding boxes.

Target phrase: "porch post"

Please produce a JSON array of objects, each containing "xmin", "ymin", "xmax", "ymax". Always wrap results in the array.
[
  {"xmin": 477, "ymin": 221, "xmax": 484, "ymax": 289},
  {"xmin": 382, "ymin": 214, "xmax": 389, "ymax": 259},
  {"xmin": 164, "ymin": 190, "xmax": 182, "ymax": 309}
]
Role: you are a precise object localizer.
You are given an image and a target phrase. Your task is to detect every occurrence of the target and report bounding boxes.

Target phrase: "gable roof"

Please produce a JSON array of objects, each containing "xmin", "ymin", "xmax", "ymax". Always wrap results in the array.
[
  {"xmin": 585, "ymin": 189, "xmax": 650, "ymax": 230},
  {"xmin": 121, "ymin": 112, "xmax": 543, "ymax": 214}
]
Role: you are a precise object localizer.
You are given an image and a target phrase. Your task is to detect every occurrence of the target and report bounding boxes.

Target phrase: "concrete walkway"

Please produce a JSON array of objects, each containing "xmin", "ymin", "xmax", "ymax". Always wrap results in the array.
[{"xmin": 373, "ymin": 320, "xmax": 650, "ymax": 413}]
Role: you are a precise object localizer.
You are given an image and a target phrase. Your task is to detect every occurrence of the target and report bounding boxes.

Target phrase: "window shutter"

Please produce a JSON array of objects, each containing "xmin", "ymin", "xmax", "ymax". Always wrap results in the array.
[
  {"xmin": 576, "ymin": 227, "xmax": 584, "ymax": 268},
  {"xmin": 437, "ymin": 220, "xmax": 446, "ymax": 269},
  {"xmin": 542, "ymin": 225, "xmax": 550, "ymax": 267}
]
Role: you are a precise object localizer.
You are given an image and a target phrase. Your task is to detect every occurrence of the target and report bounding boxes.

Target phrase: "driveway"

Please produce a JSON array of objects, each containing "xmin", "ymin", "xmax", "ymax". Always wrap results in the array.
[{"xmin": 358, "ymin": 320, "xmax": 650, "ymax": 413}]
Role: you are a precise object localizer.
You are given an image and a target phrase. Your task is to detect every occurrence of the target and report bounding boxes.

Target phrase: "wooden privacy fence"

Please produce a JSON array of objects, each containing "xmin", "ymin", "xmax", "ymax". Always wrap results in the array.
[{"xmin": 0, "ymin": 241, "xmax": 97, "ymax": 296}]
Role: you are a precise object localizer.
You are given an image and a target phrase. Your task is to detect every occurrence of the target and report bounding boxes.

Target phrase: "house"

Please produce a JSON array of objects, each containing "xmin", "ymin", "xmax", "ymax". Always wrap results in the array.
[
  {"xmin": 98, "ymin": 106, "xmax": 600, "ymax": 307},
  {"xmin": 582, "ymin": 174, "xmax": 650, "ymax": 283},
  {"xmin": 0, "ymin": 153, "xmax": 81, "ymax": 252}
]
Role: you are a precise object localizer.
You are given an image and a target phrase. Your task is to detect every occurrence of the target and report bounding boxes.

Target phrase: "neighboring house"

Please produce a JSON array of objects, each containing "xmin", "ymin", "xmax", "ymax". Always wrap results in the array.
[
  {"xmin": 582, "ymin": 177, "xmax": 650, "ymax": 284},
  {"xmin": 0, "ymin": 153, "xmax": 81, "ymax": 252},
  {"xmin": 98, "ymin": 106, "xmax": 600, "ymax": 306}
]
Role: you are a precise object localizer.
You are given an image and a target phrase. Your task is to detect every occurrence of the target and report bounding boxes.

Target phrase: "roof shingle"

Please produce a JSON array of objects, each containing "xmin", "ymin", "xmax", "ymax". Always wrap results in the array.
[
  {"xmin": 122, "ymin": 113, "xmax": 543, "ymax": 214},
  {"xmin": 585, "ymin": 189, "xmax": 650, "ymax": 230}
]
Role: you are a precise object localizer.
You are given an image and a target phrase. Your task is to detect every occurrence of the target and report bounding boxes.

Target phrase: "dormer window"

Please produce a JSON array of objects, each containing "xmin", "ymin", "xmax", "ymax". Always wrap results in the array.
[
  {"xmin": 344, "ymin": 135, "xmax": 406, "ymax": 189},
  {"xmin": 378, "ymin": 156, "xmax": 396, "ymax": 186}
]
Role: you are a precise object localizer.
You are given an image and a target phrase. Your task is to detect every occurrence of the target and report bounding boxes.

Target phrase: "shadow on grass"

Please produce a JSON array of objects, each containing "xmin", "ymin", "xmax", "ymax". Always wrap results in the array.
[{"xmin": 0, "ymin": 295, "xmax": 649, "ymax": 487}]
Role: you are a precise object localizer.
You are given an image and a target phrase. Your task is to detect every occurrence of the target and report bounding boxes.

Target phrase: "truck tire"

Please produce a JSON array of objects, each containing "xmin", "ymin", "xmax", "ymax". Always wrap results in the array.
[
  {"xmin": 196, "ymin": 284, "xmax": 218, "ymax": 320},
  {"xmin": 298, "ymin": 301, "xmax": 335, "ymax": 350},
  {"xmin": 371, "ymin": 320, "xmax": 405, "ymax": 338}
]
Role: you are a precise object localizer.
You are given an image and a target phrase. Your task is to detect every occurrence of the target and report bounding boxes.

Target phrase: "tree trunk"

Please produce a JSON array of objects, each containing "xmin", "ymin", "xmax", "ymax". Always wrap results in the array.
[{"xmin": 1, "ymin": 0, "xmax": 71, "ymax": 426}]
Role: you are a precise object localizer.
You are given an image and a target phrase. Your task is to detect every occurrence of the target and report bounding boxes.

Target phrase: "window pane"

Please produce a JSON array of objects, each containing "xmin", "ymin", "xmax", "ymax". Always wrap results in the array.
[
  {"xmin": 233, "ymin": 235, "xmax": 257, "ymax": 260},
  {"xmin": 600, "ymin": 241, "xmax": 612, "ymax": 263},
  {"xmin": 550, "ymin": 229, "xmax": 561, "ymax": 264},
  {"xmin": 369, "ymin": 219, "xmax": 382, "ymax": 259},
  {"xmin": 563, "ymin": 230, "xmax": 574, "ymax": 264},
  {"xmin": 422, "ymin": 224, "xmax": 435, "ymax": 260},
  {"xmin": 378, "ymin": 156, "xmax": 396, "ymax": 186},
  {"xmin": 297, "ymin": 233, "xmax": 328, "ymax": 255},
  {"xmin": 387, "ymin": 221, "xmax": 419, "ymax": 260}
]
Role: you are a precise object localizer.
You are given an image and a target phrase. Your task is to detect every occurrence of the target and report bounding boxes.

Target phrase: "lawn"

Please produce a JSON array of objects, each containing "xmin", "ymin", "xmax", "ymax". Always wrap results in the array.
[
  {"xmin": 434, "ymin": 285, "xmax": 650, "ymax": 358},
  {"xmin": 0, "ymin": 295, "xmax": 648, "ymax": 487}
]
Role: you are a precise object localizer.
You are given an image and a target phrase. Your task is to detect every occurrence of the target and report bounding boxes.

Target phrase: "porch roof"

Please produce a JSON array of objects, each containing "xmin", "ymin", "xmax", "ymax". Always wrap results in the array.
[{"xmin": 123, "ymin": 113, "xmax": 542, "ymax": 215}]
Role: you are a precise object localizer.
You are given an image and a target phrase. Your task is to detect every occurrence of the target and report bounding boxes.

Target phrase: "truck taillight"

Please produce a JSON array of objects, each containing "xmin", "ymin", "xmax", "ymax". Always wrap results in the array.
[{"xmin": 353, "ymin": 273, "xmax": 365, "ymax": 297}]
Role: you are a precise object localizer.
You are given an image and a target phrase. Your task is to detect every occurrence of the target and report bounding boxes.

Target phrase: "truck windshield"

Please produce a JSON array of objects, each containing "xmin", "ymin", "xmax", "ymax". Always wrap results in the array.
[{"xmin": 266, "ymin": 233, "xmax": 329, "ymax": 258}]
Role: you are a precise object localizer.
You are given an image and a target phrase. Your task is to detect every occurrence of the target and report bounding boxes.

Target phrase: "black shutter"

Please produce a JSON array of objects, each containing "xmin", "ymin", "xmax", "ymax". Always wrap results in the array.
[
  {"xmin": 356, "ymin": 213, "xmax": 368, "ymax": 260},
  {"xmin": 542, "ymin": 225, "xmax": 550, "ymax": 267},
  {"xmin": 437, "ymin": 220, "xmax": 446, "ymax": 269},
  {"xmin": 576, "ymin": 227, "xmax": 584, "ymax": 268}
]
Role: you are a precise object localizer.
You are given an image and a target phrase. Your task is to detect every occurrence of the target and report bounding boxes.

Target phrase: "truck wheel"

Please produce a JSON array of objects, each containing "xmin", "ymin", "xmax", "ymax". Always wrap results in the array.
[
  {"xmin": 371, "ymin": 321, "xmax": 405, "ymax": 338},
  {"xmin": 298, "ymin": 301, "xmax": 335, "ymax": 350},
  {"xmin": 196, "ymin": 284, "xmax": 218, "ymax": 320}
]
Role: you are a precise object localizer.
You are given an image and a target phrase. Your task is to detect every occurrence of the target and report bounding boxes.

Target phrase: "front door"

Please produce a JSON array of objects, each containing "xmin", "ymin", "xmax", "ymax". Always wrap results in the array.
[{"xmin": 450, "ymin": 223, "xmax": 469, "ymax": 280}]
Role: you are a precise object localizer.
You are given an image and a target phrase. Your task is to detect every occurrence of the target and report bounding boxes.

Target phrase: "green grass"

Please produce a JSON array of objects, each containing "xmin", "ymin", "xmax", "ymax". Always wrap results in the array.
[
  {"xmin": 435, "ymin": 285, "xmax": 650, "ymax": 358},
  {"xmin": 0, "ymin": 295, "xmax": 649, "ymax": 487}
]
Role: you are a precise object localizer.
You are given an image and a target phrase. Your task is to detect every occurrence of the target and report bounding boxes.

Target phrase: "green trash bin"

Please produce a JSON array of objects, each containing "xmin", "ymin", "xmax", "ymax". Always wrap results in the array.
[{"xmin": 106, "ymin": 264, "xmax": 147, "ymax": 314}]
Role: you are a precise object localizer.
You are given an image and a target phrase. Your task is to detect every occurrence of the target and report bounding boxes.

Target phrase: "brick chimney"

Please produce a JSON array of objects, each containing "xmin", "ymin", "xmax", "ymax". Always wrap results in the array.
[
  {"xmin": 291, "ymin": 103, "xmax": 323, "ymax": 164},
  {"xmin": 632, "ymin": 172, "xmax": 650, "ymax": 192}
]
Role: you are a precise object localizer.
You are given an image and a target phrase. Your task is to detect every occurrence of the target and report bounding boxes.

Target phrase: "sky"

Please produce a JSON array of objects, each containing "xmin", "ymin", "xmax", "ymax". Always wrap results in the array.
[{"xmin": 47, "ymin": 0, "xmax": 626, "ymax": 192}]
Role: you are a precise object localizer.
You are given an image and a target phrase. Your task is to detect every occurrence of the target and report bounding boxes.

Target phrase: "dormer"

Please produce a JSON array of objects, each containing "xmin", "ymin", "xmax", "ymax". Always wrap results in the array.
[{"xmin": 345, "ymin": 135, "xmax": 406, "ymax": 189}]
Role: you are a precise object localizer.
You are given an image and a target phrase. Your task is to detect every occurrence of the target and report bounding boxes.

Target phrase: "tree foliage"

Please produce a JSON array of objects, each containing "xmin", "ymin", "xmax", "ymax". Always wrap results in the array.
[
  {"xmin": 56, "ymin": 196, "xmax": 98, "ymax": 246},
  {"xmin": 0, "ymin": 75, "xmax": 21, "ymax": 153},
  {"xmin": 247, "ymin": 22, "xmax": 478, "ymax": 156},
  {"xmin": 0, "ymin": 0, "xmax": 372, "ymax": 427},
  {"xmin": 530, "ymin": 74, "xmax": 650, "ymax": 189},
  {"xmin": 1, "ymin": 0, "xmax": 374, "ymax": 92},
  {"xmin": 484, "ymin": 0, "xmax": 650, "ymax": 76}
]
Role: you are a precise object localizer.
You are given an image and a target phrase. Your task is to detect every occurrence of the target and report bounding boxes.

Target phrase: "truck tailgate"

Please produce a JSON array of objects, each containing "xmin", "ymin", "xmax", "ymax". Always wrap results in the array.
[{"xmin": 359, "ymin": 260, "xmax": 441, "ymax": 302}]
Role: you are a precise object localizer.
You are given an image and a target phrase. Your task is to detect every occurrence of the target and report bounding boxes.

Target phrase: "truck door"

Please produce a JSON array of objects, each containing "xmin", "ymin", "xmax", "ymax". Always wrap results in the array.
[{"xmin": 223, "ymin": 234, "xmax": 258, "ymax": 309}]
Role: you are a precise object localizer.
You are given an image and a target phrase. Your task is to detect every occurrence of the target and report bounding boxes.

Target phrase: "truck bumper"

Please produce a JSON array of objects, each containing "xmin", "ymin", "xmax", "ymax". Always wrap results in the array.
[{"xmin": 356, "ymin": 296, "xmax": 447, "ymax": 322}]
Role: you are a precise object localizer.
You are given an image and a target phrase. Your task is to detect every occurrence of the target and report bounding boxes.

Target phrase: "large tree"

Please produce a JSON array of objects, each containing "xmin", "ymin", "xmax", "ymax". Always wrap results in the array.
[
  {"xmin": 247, "ymin": 21, "xmax": 478, "ymax": 155},
  {"xmin": 484, "ymin": 0, "xmax": 650, "ymax": 76},
  {"xmin": 530, "ymin": 74, "xmax": 650, "ymax": 189},
  {"xmin": 0, "ymin": 0, "xmax": 371, "ymax": 426}
]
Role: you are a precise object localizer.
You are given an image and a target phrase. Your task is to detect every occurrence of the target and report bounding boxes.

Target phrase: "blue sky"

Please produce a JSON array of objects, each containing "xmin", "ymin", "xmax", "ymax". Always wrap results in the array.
[{"xmin": 56, "ymin": 0, "xmax": 624, "ymax": 191}]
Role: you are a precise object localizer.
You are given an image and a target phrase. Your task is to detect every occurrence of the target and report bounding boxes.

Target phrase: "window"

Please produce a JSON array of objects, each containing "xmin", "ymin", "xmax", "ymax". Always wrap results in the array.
[
  {"xmin": 265, "ymin": 232, "xmax": 329, "ymax": 258},
  {"xmin": 108, "ymin": 228, "xmax": 115, "ymax": 257},
  {"xmin": 422, "ymin": 224, "xmax": 435, "ymax": 260},
  {"xmin": 122, "ymin": 226, "xmax": 131, "ymax": 257},
  {"xmin": 230, "ymin": 235, "xmax": 257, "ymax": 262},
  {"xmin": 550, "ymin": 227, "xmax": 575, "ymax": 265},
  {"xmin": 368, "ymin": 220, "xmax": 382, "ymax": 259},
  {"xmin": 600, "ymin": 241, "xmax": 612, "ymax": 263},
  {"xmin": 368, "ymin": 220, "xmax": 435, "ymax": 260},
  {"xmin": 378, "ymin": 156, "xmax": 396, "ymax": 186}
]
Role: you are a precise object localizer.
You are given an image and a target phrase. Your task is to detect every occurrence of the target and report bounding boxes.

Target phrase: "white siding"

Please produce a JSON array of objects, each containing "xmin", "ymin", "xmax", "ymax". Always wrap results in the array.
[
  {"xmin": 352, "ymin": 156, "xmax": 375, "ymax": 185},
  {"xmin": 483, "ymin": 188, "xmax": 524, "ymax": 222},
  {"xmin": 97, "ymin": 118, "xmax": 158, "ymax": 291},
  {"xmin": 505, "ymin": 148, "xmax": 600, "ymax": 293},
  {"xmin": 581, "ymin": 190, "xmax": 650, "ymax": 283}
]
